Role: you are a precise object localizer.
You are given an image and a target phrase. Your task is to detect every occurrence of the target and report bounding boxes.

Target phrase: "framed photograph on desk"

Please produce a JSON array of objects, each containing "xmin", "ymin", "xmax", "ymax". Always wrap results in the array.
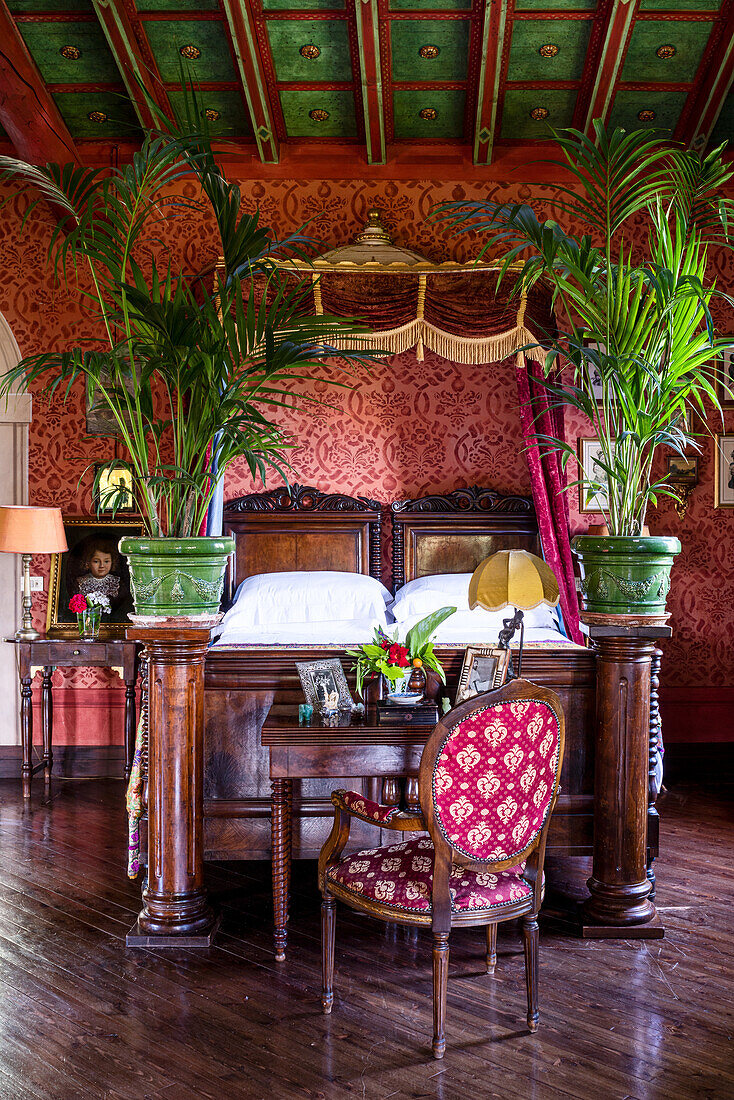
[
  {"xmin": 455, "ymin": 647, "xmax": 510, "ymax": 704},
  {"xmin": 47, "ymin": 516, "xmax": 144, "ymax": 639}
]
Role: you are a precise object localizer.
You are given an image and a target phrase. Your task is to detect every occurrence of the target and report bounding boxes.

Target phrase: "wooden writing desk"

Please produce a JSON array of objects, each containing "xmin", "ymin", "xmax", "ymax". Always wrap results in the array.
[{"xmin": 262, "ymin": 705, "xmax": 428, "ymax": 960}]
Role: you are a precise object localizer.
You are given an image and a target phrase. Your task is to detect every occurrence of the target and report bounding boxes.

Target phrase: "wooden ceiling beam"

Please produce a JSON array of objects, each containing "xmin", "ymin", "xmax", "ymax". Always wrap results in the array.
[
  {"xmin": 473, "ymin": 0, "xmax": 509, "ymax": 166},
  {"xmin": 581, "ymin": 0, "xmax": 641, "ymax": 136},
  {"xmin": 0, "ymin": 0, "xmax": 79, "ymax": 164},
  {"xmin": 354, "ymin": 0, "xmax": 386, "ymax": 165},
  {"xmin": 91, "ymin": 0, "xmax": 172, "ymax": 131},
  {"xmin": 221, "ymin": 0, "xmax": 279, "ymax": 164},
  {"xmin": 678, "ymin": 7, "xmax": 734, "ymax": 151}
]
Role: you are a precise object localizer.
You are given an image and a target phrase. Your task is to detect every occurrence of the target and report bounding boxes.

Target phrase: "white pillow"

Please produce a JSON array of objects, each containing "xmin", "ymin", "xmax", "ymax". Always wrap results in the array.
[
  {"xmin": 391, "ymin": 573, "xmax": 473, "ymax": 620},
  {"xmin": 223, "ymin": 571, "xmax": 392, "ymax": 628},
  {"xmin": 392, "ymin": 606, "xmax": 560, "ymax": 644}
]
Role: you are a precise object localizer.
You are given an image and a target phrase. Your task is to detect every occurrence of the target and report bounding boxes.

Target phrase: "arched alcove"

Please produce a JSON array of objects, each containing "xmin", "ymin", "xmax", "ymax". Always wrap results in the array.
[{"xmin": 0, "ymin": 312, "xmax": 30, "ymax": 746}]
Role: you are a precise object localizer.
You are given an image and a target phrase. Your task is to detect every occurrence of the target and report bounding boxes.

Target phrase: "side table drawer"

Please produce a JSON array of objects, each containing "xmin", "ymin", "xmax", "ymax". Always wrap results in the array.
[{"xmin": 33, "ymin": 641, "xmax": 122, "ymax": 666}]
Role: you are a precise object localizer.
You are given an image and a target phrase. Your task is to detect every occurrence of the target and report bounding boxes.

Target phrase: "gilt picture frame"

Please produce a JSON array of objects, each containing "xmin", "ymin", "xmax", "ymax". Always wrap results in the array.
[
  {"xmin": 47, "ymin": 516, "xmax": 143, "ymax": 639},
  {"xmin": 455, "ymin": 647, "xmax": 511, "ymax": 705},
  {"xmin": 714, "ymin": 434, "xmax": 734, "ymax": 509},
  {"xmin": 577, "ymin": 437, "xmax": 613, "ymax": 513},
  {"xmin": 715, "ymin": 345, "xmax": 734, "ymax": 408}
]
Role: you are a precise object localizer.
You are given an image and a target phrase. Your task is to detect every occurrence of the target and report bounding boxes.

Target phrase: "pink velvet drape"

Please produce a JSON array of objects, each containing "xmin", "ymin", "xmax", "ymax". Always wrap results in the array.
[{"xmin": 515, "ymin": 355, "xmax": 583, "ymax": 644}]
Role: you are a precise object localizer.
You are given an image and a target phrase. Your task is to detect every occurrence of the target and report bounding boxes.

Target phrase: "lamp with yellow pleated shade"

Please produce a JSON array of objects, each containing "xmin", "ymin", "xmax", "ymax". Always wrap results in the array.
[{"xmin": 468, "ymin": 550, "xmax": 560, "ymax": 678}]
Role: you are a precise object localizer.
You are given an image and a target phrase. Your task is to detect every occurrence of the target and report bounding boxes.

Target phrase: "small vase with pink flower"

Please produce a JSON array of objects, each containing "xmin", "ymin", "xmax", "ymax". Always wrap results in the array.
[{"xmin": 69, "ymin": 592, "xmax": 110, "ymax": 639}]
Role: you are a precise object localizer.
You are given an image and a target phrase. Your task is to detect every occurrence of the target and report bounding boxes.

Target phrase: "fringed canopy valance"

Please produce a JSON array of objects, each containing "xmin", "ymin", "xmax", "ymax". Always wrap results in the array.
[{"xmin": 277, "ymin": 210, "xmax": 553, "ymax": 364}]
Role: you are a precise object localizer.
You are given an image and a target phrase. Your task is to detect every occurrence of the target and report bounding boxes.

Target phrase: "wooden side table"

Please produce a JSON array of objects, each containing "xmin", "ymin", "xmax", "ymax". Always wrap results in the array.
[{"xmin": 9, "ymin": 637, "xmax": 139, "ymax": 797}]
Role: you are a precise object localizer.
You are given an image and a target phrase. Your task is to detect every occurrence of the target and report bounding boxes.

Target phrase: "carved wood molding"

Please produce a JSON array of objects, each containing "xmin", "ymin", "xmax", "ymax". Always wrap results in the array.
[
  {"xmin": 391, "ymin": 486, "xmax": 534, "ymax": 515},
  {"xmin": 226, "ymin": 483, "xmax": 381, "ymax": 514}
]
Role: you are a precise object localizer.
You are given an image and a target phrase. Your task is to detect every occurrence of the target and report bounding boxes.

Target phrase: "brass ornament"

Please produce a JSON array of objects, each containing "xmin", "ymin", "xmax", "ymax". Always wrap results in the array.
[
  {"xmin": 529, "ymin": 106, "xmax": 549, "ymax": 121},
  {"xmin": 539, "ymin": 43, "xmax": 559, "ymax": 58},
  {"xmin": 309, "ymin": 109, "xmax": 330, "ymax": 122},
  {"xmin": 179, "ymin": 45, "xmax": 201, "ymax": 60},
  {"xmin": 60, "ymin": 45, "xmax": 81, "ymax": 60},
  {"xmin": 300, "ymin": 44, "xmax": 321, "ymax": 60},
  {"xmin": 87, "ymin": 111, "xmax": 108, "ymax": 124},
  {"xmin": 204, "ymin": 108, "xmax": 220, "ymax": 122},
  {"xmin": 637, "ymin": 109, "xmax": 656, "ymax": 122},
  {"xmin": 419, "ymin": 45, "xmax": 440, "ymax": 59},
  {"xmin": 419, "ymin": 107, "xmax": 438, "ymax": 121},
  {"xmin": 656, "ymin": 44, "xmax": 676, "ymax": 60}
]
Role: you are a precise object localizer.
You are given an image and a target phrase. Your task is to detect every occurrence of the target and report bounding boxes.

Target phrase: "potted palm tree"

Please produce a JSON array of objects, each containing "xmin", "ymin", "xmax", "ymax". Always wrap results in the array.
[
  {"xmin": 0, "ymin": 89, "xmax": 376, "ymax": 618},
  {"xmin": 435, "ymin": 123, "xmax": 734, "ymax": 616}
]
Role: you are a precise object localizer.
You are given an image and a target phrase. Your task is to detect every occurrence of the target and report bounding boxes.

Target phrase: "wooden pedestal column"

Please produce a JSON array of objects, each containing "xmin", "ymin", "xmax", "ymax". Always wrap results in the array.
[
  {"xmin": 581, "ymin": 619, "xmax": 672, "ymax": 939},
  {"xmin": 125, "ymin": 624, "xmax": 218, "ymax": 948}
]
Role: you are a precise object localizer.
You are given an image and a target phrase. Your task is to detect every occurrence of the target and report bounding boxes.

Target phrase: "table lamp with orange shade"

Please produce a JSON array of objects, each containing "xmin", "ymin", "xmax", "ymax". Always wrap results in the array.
[
  {"xmin": 0, "ymin": 506, "xmax": 67, "ymax": 641},
  {"xmin": 468, "ymin": 549, "xmax": 560, "ymax": 678}
]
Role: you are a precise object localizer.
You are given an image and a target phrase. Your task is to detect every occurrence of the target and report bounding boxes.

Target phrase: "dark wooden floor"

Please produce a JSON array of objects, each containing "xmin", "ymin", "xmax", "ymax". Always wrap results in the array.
[{"xmin": 0, "ymin": 780, "xmax": 731, "ymax": 1100}]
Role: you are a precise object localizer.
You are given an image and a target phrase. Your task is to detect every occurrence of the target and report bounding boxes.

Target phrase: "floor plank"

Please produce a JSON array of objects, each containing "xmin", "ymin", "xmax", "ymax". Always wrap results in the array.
[{"xmin": 0, "ymin": 778, "xmax": 731, "ymax": 1099}]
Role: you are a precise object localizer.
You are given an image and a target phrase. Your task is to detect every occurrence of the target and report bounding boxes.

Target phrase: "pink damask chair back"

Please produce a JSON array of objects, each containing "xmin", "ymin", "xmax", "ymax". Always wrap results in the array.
[{"xmin": 423, "ymin": 687, "xmax": 563, "ymax": 867}]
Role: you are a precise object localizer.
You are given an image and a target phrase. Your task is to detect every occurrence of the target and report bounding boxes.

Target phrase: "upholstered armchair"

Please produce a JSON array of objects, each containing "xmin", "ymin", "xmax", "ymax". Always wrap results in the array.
[{"xmin": 318, "ymin": 678, "xmax": 565, "ymax": 1059}]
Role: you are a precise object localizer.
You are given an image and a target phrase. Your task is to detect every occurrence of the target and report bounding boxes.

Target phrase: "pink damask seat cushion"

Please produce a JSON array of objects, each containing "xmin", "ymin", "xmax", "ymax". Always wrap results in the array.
[
  {"xmin": 432, "ymin": 698, "xmax": 561, "ymax": 863},
  {"xmin": 326, "ymin": 836, "xmax": 531, "ymax": 916}
]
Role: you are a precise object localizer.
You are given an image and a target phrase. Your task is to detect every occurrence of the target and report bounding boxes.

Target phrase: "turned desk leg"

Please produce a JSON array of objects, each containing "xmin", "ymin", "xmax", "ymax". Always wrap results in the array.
[
  {"xmin": 583, "ymin": 632, "xmax": 660, "ymax": 935},
  {"xmin": 20, "ymin": 672, "xmax": 32, "ymax": 799},
  {"xmin": 125, "ymin": 626, "xmax": 217, "ymax": 948},
  {"xmin": 272, "ymin": 777, "xmax": 293, "ymax": 962},
  {"xmin": 124, "ymin": 674, "xmax": 137, "ymax": 780},
  {"xmin": 41, "ymin": 666, "xmax": 53, "ymax": 785}
]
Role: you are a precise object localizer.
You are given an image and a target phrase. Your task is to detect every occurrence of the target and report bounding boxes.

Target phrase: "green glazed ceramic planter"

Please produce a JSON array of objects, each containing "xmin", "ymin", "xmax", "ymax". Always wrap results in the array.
[
  {"xmin": 572, "ymin": 535, "xmax": 681, "ymax": 616},
  {"xmin": 119, "ymin": 536, "xmax": 235, "ymax": 617}
]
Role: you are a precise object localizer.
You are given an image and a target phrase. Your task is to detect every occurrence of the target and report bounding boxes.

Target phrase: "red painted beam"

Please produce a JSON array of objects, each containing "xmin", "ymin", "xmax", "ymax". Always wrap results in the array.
[
  {"xmin": 677, "ymin": 5, "xmax": 734, "ymax": 151},
  {"xmin": 580, "ymin": 0, "xmax": 641, "ymax": 136},
  {"xmin": 473, "ymin": 0, "xmax": 510, "ymax": 165},
  {"xmin": 92, "ymin": 0, "xmax": 172, "ymax": 130},
  {"xmin": 354, "ymin": 0, "xmax": 385, "ymax": 165},
  {"xmin": 0, "ymin": 0, "xmax": 79, "ymax": 164},
  {"xmin": 221, "ymin": 0, "xmax": 279, "ymax": 164}
]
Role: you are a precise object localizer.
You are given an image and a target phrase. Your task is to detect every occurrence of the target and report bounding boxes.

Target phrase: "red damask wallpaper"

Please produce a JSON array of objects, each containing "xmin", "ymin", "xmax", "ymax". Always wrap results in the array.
[{"xmin": 0, "ymin": 174, "xmax": 732, "ymax": 745}]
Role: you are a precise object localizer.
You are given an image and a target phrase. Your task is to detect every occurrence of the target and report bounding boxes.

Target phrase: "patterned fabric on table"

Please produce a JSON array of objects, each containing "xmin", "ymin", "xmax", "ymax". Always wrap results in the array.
[
  {"xmin": 339, "ymin": 790, "xmax": 401, "ymax": 824},
  {"xmin": 432, "ymin": 698, "xmax": 561, "ymax": 863},
  {"xmin": 326, "ymin": 836, "xmax": 530, "ymax": 915}
]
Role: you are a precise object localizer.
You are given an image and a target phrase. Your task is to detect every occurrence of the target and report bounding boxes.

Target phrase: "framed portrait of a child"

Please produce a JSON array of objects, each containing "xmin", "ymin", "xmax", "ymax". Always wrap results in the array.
[{"xmin": 47, "ymin": 517, "xmax": 144, "ymax": 638}]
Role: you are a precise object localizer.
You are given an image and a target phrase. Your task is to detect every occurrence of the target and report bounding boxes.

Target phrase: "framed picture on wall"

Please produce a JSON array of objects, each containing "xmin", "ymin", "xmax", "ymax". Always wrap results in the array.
[
  {"xmin": 455, "ymin": 647, "xmax": 511, "ymax": 705},
  {"xmin": 47, "ymin": 516, "xmax": 143, "ymax": 638},
  {"xmin": 715, "ymin": 344, "xmax": 734, "ymax": 408},
  {"xmin": 714, "ymin": 434, "xmax": 734, "ymax": 509},
  {"xmin": 577, "ymin": 437, "xmax": 613, "ymax": 513},
  {"xmin": 85, "ymin": 369, "xmax": 135, "ymax": 437}
]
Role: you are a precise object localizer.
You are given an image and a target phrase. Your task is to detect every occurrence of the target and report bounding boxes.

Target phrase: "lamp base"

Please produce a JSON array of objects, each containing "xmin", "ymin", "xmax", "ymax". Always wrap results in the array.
[{"xmin": 15, "ymin": 626, "xmax": 40, "ymax": 642}]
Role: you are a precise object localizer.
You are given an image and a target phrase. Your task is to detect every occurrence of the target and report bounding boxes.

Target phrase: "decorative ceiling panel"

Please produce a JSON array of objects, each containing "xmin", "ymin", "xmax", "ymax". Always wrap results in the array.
[
  {"xmin": 639, "ymin": 0, "xmax": 720, "ymax": 9},
  {"xmin": 609, "ymin": 88, "xmax": 688, "ymax": 131},
  {"xmin": 390, "ymin": 0, "xmax": 472, "ymax": 10},
  {"xmin": 262, "ymin": 0, "xmax": 345, "ymax": 8},
  {"xmin": 278, "ymin": 89, "xmax": 357, "ymax": 136},
  {"xmin": 143, "ymin": 20, "xmax": 238, "ymax": 83},
  {"xmin": 7, "ymin": 0, "xmax": 92, "ymax": 10},
  {"xmin": 166, "ymin": 88, "xmax": 253, "ymax": 135},
  {"xmin": 507, "ymin": 18, "xmax": 593, "ymax": 82},
  {"xmin": 137, "ymin": 0, "xmax": 219, "ymax": 9},
  {"xmin": 500, "ymin": 89, "xmax": 578, "ymax": 139},
  {"xmin": 267, "ymin": 18, "xmax": 353, "ymax": 82},
  {"xmin": 18, "ymin": 22, "xmax": 120, "ymax": 84},
  {"xmin": 392, "ymin": 89, "xmax": 466, "ymax": 139},
  {"xmin": 390, "ymin": 18, "xmax": 471, "ymax": 82},
  {"xmin": 53, "ymin": 90, "xmax": 141, "ymax": 137},
  {"xmin": 514, "ymin": 0, "xmax": 596, "ymax": 11},
  {"xmin": 621, "ymin": 19, "xmax": 712, "ymax": 83}
]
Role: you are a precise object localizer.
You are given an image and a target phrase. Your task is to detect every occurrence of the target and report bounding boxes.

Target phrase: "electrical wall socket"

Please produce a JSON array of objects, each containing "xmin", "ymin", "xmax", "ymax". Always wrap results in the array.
[{"xmin": 20, "ymin": 576, "xmax": 44, "ymax": 592}]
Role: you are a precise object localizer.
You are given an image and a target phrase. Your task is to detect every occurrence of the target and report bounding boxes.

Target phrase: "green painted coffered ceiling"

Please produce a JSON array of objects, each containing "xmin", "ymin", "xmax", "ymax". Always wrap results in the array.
[{"xmin": 1, "ymin": 0, "xmax": 732, "ymax": 166}]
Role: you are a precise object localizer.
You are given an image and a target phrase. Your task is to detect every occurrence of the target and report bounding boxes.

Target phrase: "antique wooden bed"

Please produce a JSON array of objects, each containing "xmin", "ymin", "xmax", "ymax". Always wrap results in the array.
[{"xmin": 202, "ymin": 485, "xmax": 612, "ymax": 866}]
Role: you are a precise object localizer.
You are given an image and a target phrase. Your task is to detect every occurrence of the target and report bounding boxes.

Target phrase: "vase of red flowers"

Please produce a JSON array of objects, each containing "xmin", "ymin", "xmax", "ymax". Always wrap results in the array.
[
  {"xmin": 347, "ymin": 607, "xmax": 456, "ymax": 701},
  {"xmin": 69, "ymin": 592, "xmax": 110, "ymax": 639}
]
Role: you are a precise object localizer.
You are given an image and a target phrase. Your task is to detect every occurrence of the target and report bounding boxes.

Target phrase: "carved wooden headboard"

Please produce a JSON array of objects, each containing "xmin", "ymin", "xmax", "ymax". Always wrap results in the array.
[
  {"xmin": 223, "ymin": 484, "xmax": 382, "ymax": 602},
  {"xmin": 391, "ymin": 486, "xmax": 538, "ymax": 591}
]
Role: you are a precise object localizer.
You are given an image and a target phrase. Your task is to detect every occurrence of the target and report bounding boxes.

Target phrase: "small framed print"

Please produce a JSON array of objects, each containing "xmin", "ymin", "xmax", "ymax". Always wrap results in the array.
[
  {"xmin": 666, "ymin": 455, "xmax": 698, "ymax": 484},
  {"xmin": 577, "ymin": 437, "xmax": 612, "ymax": 513},
  {"xmin": 94, "ymin": 462, "xmax": 136, "ymax": 513},
  {"xmin": 455, "ymin": 647, "xmax": 511, "ymax": 705},
  {"xmin": 714, "ymin": 434, "xmax": 734, "ymax": 508},
  {"xmin": 296, "ymin": 658, "xmax": 353, "ymax": 713},
  {"xmin": 715, "ymin": 345, "xmax": 734, "ymax": 408},
  {"xmin": 583, "ymin": 341, "xmax": 605, "ymax": 402}
]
